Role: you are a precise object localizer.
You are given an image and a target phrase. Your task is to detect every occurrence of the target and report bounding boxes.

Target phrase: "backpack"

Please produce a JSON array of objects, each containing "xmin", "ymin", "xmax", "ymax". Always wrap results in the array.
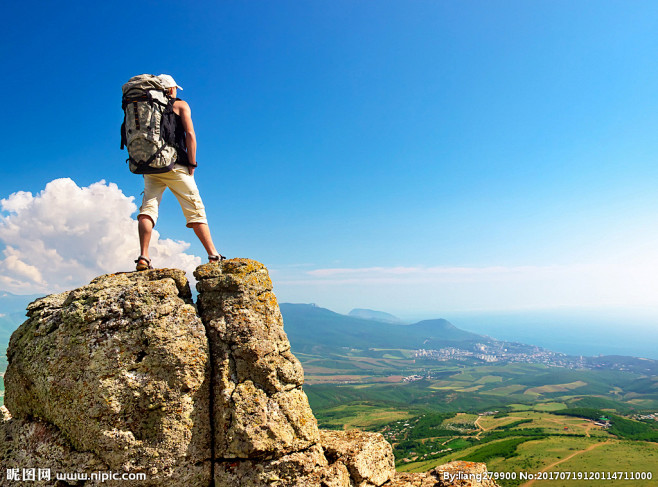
[{"xmin": 120, "ymin": 74, "xmax": 178, "ymax": 174}]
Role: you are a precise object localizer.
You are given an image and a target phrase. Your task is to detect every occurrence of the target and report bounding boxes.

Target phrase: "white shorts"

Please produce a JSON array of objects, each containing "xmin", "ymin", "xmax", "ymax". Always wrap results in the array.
[{"xmin": 138, "ymin": 165, "xmax": 207, "ymax": 227}]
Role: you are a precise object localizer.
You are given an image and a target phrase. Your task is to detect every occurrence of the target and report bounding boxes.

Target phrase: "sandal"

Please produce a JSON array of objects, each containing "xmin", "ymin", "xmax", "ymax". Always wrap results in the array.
[
  {"xmin": 208, "ymin": 254, "xmax": 226, "ymax": 263},
  {"xmin": 135, "ymin": 255, "xmax": 153, "ymax": 271}
]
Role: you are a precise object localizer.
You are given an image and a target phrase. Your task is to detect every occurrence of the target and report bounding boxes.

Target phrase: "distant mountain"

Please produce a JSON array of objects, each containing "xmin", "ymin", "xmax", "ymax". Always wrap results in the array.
[
  {"xmin": 0, "ymin": 291, "xmax": 42, "ymax": 311},
  {"xmin": 0, "ymin": 291, "xmax": 42, "ymax": 347},
  {"xmin": 348, "ymin": 308, "xmax": 406, "ymax": 324},
  {"xmin": 408, "ymin": 319, "xmax": 485, "ymax": 345},
  {"xmin": 1, "ymin": 311, "xmax": 29, "ymax": 343},
  {"xmin": 280, "ymin": 303, "xmax": 494, "ymax": 353}
]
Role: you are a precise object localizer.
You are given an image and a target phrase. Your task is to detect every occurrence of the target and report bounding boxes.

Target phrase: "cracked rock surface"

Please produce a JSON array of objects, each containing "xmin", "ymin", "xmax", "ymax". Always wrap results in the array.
[
  {"xmin": 1, "ymin": 259, "xmax": 498, "ymax": 487},
  {"xmin": 195, "ymin": 259, "xmax": 319, "ymax": 459}
]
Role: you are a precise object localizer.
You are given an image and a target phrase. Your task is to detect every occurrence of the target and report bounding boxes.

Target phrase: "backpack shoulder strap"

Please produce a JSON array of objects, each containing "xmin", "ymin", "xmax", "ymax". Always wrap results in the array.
[
  {"xmin": 161, "ymin": 98, "xmax": 178, "ymax": 144},
  {"xmin": 120, "ymin": 117, "xmax": 127, "ymax": 150}
]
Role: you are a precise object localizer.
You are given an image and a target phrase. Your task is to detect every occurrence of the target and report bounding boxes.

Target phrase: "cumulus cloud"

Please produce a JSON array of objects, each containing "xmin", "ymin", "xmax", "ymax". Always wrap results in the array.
[{"xmin": 0, "ymin": 178, "xmax": 201, "ymax": 294}]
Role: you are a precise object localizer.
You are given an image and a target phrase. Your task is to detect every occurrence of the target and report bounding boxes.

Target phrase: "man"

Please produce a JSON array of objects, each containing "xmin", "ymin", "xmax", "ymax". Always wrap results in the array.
[{"xmin": 134, "ymin": 74, "xmax": 224, "ymax": 271}]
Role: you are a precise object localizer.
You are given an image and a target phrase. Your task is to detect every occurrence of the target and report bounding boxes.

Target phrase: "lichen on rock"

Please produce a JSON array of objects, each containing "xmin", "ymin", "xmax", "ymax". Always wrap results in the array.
[
  {"xmin": 195, "ymin": 259, "xmax": 319, "ymax": 459},
  {"xmin": 3, "ymin": 269, "xmax": 211, "ymax": 484},
  {"xmin": 320, "ymin": 429, "xmax": 396, "ymax": 486}
]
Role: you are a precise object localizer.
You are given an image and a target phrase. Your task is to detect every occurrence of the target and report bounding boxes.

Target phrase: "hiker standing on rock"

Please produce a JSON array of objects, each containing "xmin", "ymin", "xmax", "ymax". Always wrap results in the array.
[{"xmin": 121, "ymin": 74, "xmax": 224, "ymax": 271}]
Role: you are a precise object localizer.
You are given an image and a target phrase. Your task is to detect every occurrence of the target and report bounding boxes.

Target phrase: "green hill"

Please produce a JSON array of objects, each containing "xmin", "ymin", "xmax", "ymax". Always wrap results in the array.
[
  {"xmin": 409, "ymin": 319, "xmax": 485, "ymax": 346},
  {"xmin": 280, "ymin": 303, "xmax": 492, "ymax": 352}
]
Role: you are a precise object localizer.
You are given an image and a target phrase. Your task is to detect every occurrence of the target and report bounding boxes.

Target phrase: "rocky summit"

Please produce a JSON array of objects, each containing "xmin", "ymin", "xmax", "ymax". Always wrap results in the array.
[{"xmin": 1, "ymin": 258, "xmax": 498, "ymax": 487}]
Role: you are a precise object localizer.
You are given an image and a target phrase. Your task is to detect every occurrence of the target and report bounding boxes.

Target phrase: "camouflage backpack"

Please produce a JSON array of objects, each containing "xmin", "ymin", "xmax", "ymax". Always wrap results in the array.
[{"xmin": 120, "ymin": 74, "xmax": 178, "ymax": 174}]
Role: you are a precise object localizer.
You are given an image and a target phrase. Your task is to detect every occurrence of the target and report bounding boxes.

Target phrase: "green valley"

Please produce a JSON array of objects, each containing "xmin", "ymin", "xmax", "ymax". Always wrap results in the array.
[
  {"xmin": 298, "ymin": 345, "xmax": 658, "ymax": 485},
  {"xmin": 281, "ymin": 304, "xmax": 658, "ymax": 484}
]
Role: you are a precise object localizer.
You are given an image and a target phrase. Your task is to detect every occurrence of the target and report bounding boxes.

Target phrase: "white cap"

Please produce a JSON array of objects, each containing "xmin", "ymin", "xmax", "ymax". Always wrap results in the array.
[{"xmin": 158, "ymin": 74, "xmax": 183, "ymax": 90}]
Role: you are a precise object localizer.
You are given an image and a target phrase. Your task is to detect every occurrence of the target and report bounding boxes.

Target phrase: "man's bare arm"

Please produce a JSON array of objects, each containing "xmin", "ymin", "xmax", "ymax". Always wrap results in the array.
[{"xmin": 174, "ymin": 100, "xmax": 197, "ymax": 174}]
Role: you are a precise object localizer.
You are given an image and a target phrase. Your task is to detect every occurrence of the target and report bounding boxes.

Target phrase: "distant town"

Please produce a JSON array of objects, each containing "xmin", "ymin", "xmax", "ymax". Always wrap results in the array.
[
  {"xmin": 413, "ymin": 343, "xmax": 583, "ymax": 368},
  {"xmin": 412, "ymin": 340, "xmax": 658, "ymax": 374}
]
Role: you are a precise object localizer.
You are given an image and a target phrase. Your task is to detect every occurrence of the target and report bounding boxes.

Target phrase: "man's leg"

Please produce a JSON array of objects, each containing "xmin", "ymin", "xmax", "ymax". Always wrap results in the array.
[
  {"xmin": 137, "ymin": 174, "xmax": 166, "ymax": 269},
  {"xmin": 138, "ymin": 215, "xmax": 155, "ymax": 260},
  {"xmin": 164, "ymin": 166, "xmax": 222, "ymax": 260},
  {"xmin": 190, "ymin": 222, "xmax": 220, "ymax": 258}
]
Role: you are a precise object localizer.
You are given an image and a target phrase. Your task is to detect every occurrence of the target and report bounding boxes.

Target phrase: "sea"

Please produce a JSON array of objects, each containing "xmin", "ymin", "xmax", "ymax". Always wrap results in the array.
[{"xmin": 415, "ymin": 308, "xmax": 658, "ymax": 360}]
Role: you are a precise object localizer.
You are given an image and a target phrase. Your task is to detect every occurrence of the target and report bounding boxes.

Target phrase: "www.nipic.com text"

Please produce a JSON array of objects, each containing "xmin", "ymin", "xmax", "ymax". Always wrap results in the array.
[{"xmin": 6, "ymin": 468, "xmax": 147, "ymax": 482}]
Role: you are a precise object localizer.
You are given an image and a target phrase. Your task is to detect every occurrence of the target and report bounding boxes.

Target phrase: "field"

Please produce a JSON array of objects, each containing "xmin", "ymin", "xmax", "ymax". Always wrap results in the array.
[
  {"xmin": 303, "ymin": 347, "xmax": 658, "ymax": 415},
  {"xmin": 301, "ymin": 348, "xmax": 654, "ymax": 398},
  {"xmin": 325, "ymin": 403, "xmax": 658, "ymax": 487},
  {"xmin": 313, "ymin": 402, "xmax": 414, "ymax": 430},
  {"xmin": 481, "ymin": 438, "xmax": 657, "ymax": 487},
  {"xmin": 302, "ymin": 347, "xmax": 658, "ymax": 485}
]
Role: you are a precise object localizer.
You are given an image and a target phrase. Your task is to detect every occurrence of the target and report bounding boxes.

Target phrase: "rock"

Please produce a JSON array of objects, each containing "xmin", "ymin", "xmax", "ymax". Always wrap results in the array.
[
  {"xmin": 320, "ymin": 429, "xmax": 396, "ymax": 486},
  {"xmin": 306, "ymin": 461, "xmax": 352, "ymax": 487},
  {"xmin": 0, "ymin": 406, "xmax": 10, "ymax": 421},
  {"xmin": 1, "ymin": 417, "xmax": 109, "ymax": 486},
  {"xmin": 384, "ymin": 462, "xmax": 499, "ymax": 487},
  {"xmin": 3, "ymin": 269, "xmax": 211, "ymax": 484},
  {"xmin": 385, "ymin": 472, "xmax": 440, "ymax": 487},
  {"xmin": 1, "ymin": 258, "xmax": 499, "ymax": 487},
  {"xmin": 431, "ymin": 461, "xmax": 499, "ymax": 487},
  {"xmin": 194, "ymin": 259, "xmax": 319, "ymax": 458},
  {"xmin": 214, "ymin": 444, "xmax": 328, "ymax": 486}
]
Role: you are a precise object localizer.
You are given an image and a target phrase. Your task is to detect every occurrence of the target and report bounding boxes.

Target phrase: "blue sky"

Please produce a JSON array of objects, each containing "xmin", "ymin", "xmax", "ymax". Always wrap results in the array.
[{"xmin": 2, "ymin": 1, "xmax": 658, "ymax": 333}]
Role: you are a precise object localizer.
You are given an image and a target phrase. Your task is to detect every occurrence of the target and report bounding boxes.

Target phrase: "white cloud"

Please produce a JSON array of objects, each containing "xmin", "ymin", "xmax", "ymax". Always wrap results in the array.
[
  {"xmin": 306, "ymin": 265, "xmax": 565, "ymax": 282},
  {"xmin": 273, "ymin": 258, "xmax": 658, "ymax": 314},
  {"xmin": 0, "ymin": 178, "xmax": 201, "ymax": 294}
]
